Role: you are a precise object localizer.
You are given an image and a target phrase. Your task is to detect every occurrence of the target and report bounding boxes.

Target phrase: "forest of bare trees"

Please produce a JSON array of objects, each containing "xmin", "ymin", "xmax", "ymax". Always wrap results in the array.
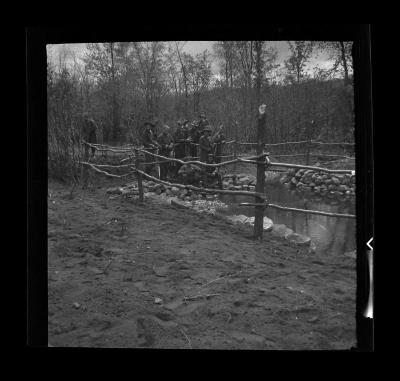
[{"xmin": 47, "ymin": 41, "xmax": 354, "ymax": 181}]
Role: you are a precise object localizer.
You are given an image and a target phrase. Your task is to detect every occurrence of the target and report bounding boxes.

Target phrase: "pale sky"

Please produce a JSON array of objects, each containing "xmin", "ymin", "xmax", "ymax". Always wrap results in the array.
[{"xmin": 47, "ymin": 41, "xmax": 333, "ymax": 77}]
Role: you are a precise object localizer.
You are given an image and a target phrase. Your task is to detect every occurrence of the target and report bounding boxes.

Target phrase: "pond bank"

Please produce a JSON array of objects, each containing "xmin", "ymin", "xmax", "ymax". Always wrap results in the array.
[{"xmin": 109, "ymin": 179, "xmax": 316, "ymax": 252}]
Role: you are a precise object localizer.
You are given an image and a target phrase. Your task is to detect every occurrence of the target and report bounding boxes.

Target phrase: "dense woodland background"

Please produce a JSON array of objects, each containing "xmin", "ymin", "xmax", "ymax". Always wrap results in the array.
[{"xmin": 47, "ymin": 41, "xmax": 354, "ymax": 181}]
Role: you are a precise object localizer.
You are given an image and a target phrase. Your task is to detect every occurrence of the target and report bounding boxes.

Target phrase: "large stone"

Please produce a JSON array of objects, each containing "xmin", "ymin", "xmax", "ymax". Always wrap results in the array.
[
  {"xmin": 279, "ymin": 175, "xmax": 289, "ymax": 184},
  {"xmin": 171, "ymin": 187, "xmax": 180, "ymax": 195},
  {"xmin": 239, "ymin": 176, "xmax": 251, "ymax": 184},
  {"xmin": 315, "ymin": 177, "xmax": 323, "ymax": 185},
  {"xmin": 170, "ymin": 198, "xmax": 190, "ymax": 209},
  {"xmin": 226, "ymin": 215, "xmax": 252, "ymax": 225},
  {"xmin": 342, "ymin": 177, "xmax": 351, "ymax": 185},
  {"xmin": 247, "ymin": 217, "xmax": 274, "ymax": 232},
  {"xmin": 331, "ymin": 177, "xmax": 341, "ymax": 185},
  {"xmin": 308, "ymin": 241, "xmax": 317, "ymax": 254},
  {"xmin": 106, "ymin": 187, "xmax": 123, "ymax": 195},
  {"xmin": 271, "ymin": 224, "xmax": 294, "ymax": 238},
  {"xmin": 285, "ymin": 232, "xmax": 311, "ymax": 247}
]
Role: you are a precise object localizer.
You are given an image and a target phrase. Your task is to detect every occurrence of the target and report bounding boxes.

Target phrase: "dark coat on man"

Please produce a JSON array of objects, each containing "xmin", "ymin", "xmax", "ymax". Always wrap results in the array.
[
  {"xmin": 141, "ymin": 125, "xmax": 160, "ymax": 175},
  {"xmin": 158, "ymin": 132, "xmax": 172, "ymax": 179},
  {"xmin": 199, "ymin": 133, "xmax": 212, "ymax": 163},
  {"xmin": 189, "ymin": 124, "xmax": 202, "ymax": 157},
  {"xmin": 173, "ymin": 127, "xmax": 188, "ymax": 159},
  {"xmin": 213, "ymin": 132, "xmax": 226, "ymax": 163},
  {"xmin": 82, "ymin": 117, "xmax": 97, "ymax": 157},
  {"xmin": 83, "ymin": 117, "xmax": 97, "ymax": 143},
  {"xmin": 142, "ymin": 128, "xmax": 158, "ymax": 148}
]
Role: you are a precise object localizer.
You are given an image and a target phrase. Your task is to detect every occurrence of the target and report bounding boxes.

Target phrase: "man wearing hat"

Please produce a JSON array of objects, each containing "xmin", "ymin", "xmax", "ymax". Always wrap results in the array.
[
  {"xmin": 189, "ymin": 120, "xmax": 202, "ymax": 158},
  {"xmin": 181, "ymin": 120, "xmax": 192, "ymax": 157},
  {"xmin": 142, "ymin": 121, "xmax": 160, "ymax": 174},
  {"xmin": 199, "ymin": 125, "xmax": 213, "ymax": 163},
  {"xmin": 198, "ymin": 113, "xmax": 209, "ymax": 130},
  {"xmin": 213, "ymin": 124, "xmax": 226, "ymax": 164},
  {"xmin": 142, "ymin": 121, "xmax": 159, "ymax": 148},
  {"xmin": 158, "ymin": 125, "xmax": 173, "ymax": 180},
  {"xmin": 173, "ymin": 120, "xmax": 188, "ymax": 160},
  {"xmin": 82, "ymin": 113, "xmax": 98, "ymax": 160}
]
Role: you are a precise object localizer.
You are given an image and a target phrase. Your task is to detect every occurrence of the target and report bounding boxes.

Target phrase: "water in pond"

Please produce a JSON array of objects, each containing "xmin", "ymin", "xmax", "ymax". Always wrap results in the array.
[{"xmin": 219, "ymin": 184, "xmax": 356, "ymax": 256}]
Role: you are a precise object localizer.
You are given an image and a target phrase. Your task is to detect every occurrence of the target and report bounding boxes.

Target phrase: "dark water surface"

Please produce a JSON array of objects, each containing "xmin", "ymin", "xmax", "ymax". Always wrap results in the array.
[{"xmin": 219, "ymin": 184, "xmax": 356, "ymax": 256}]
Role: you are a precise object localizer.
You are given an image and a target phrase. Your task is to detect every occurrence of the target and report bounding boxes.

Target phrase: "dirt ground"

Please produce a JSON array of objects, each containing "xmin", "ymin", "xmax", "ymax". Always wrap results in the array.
[{"xmin": 48, "ymin": 176, "xmax": 356, "ymax": 350}]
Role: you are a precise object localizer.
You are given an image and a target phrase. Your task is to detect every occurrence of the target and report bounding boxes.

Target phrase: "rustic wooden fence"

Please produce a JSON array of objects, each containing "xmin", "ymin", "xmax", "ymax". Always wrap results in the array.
[{"xmin": 81, "ymin": 112, "xmax": 356, "ymax": 239}]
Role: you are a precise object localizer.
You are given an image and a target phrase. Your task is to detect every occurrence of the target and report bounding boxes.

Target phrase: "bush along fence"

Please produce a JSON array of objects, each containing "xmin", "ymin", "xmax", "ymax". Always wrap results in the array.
[{"xmin": 80, "ymin": 108, "xmax": 356, "ymax": 239}]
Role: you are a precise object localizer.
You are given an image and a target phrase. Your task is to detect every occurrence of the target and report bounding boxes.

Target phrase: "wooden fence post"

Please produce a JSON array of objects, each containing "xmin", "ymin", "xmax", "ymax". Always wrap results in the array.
[
  {"xmin": 254, "ymin": 105, "xmax": 267, "ymax": 239},
  {"xmin": 135, "ymin": 150, "xmax": 144, "ymax": 203},
  {"xmin": 306, "ymin": 120, "xmax": 315, "ymax": 165},
  {"xmin": 305, "ymin": 139, "xmax": 312, "ymax": 165},
  {"xmin": 233, "ymin": 121, "xmax": 238, "ymax": 173}
]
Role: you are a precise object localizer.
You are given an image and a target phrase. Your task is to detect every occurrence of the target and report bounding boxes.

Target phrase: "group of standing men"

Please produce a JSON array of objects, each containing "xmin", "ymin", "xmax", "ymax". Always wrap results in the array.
[{"xmin": 141, "ymin": 114, "xmax": 226, "ymax": 180}]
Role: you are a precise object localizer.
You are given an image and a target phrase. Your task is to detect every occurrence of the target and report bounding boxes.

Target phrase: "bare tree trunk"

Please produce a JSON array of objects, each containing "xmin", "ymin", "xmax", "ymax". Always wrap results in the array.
[
  {"xmin": 175, "ymin": 42, "xmax": 189, "ymax": 117},
  {"xmin": 110, "ymin": 43, "xmax": 120, "ymax": 142}
]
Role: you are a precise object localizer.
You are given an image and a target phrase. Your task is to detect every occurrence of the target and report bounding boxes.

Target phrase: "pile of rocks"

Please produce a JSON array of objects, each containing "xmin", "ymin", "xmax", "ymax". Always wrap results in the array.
[
  {"xmin": 222, "ymin": 174, "xmax": 256, "ymax": 191},
  {"xmin": 106, "ymin": 180, "xmax": 315, "ymax": 252},
  {"xmin": 107, "ymin": 180, "xmax": 221, "ymax": 203},
  {"xmin": 280, "ymin": 168, "xmax": 356, "ymax": 201}
]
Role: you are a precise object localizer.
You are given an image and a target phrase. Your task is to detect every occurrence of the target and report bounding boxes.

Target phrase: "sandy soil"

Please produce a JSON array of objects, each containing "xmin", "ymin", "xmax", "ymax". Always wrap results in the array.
[{"xmin": 48, "ymin": 177, "xmax": 356, "ymax": 350}]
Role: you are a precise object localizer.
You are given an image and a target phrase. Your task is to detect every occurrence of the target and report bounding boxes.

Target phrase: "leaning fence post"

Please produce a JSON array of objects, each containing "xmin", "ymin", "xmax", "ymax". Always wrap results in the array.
[
  {"xmin": 233, "ymin": 121, "xmax": 238, "ymax": 172},
  {"xmin": 305, "ymin": 120, "xmax": 315, "ymax": 165},
  {"xmin": 135, "ymin": 150, "xmax": 144, "ymax": 203},
  {"xmin": 254, "ymin": 104, "xmax": 267, "ymax": 239},
  {"xmin": 305, "ymin": 139, "xmax": 312, "ymax": 165}
]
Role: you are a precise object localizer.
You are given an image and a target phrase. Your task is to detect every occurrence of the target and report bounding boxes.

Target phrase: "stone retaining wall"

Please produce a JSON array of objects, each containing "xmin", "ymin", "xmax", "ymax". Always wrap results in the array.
[{"xmin": 279, "ymin": 168, "xmax": 356, "ymax": 201}]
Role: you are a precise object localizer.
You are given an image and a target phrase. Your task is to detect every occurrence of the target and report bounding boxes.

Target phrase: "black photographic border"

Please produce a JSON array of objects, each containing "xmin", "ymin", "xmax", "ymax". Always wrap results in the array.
[{"xmin": 25, "ymin": 24, "xmax": 374, "ymax": 352}]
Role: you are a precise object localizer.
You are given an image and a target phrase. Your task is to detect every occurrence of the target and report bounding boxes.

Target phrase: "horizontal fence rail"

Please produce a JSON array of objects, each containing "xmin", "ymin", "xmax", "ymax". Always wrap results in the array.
[
  {"xmin": 81, "ymin": 143, "xmax": 355, "ymax": 175},
  {"xmin": 268, "ymin": 161, "xmax": 354, "ymax": 174},
  {"xmin": 266, "ymin": 203, "xmax": 356, "ymax": 219},
  {"xmin": 133, "ymin": 147, "xmax": 264, "ymax": 168},
  {"xmin": 81, "ymin": 161, "xmax": 135, "ymax": 178},
  {"xmin": 237, "ymin": 202, "xmax": 355, "ymax": 219},
  {"xmin": 79, "ymin": 141, "xmax": 356, "ymax": 223}
]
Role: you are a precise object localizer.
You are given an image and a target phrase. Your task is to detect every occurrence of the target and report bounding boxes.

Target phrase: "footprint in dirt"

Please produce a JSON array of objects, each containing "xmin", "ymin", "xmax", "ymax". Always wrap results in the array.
[{"xmin": 136, "ymin": 317, "xmax": 155, "ymax": 347}]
